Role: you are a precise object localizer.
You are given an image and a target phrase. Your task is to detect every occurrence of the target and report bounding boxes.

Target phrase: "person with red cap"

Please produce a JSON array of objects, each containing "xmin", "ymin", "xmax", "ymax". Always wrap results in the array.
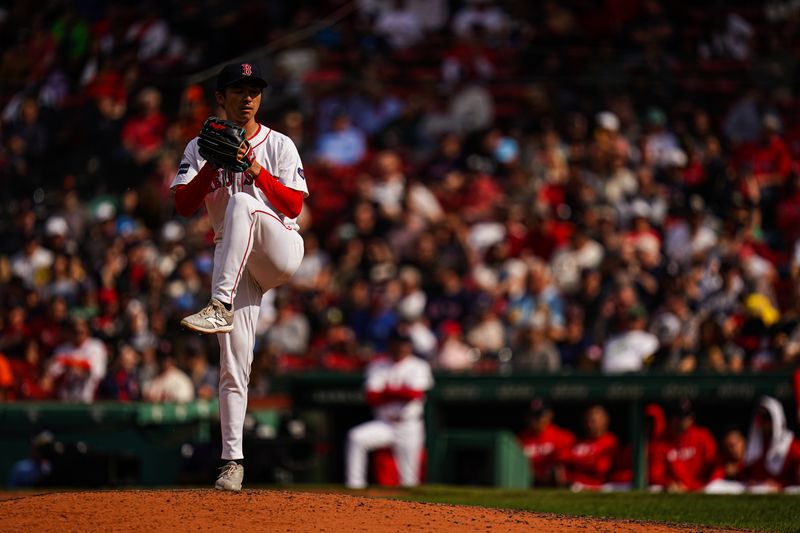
[{"xmin": 434, "ymin": 320, "xmax": 474, "ymax": 371}]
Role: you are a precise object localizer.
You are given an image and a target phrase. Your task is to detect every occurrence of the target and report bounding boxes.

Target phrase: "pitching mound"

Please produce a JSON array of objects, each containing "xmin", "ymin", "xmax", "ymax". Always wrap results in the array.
[{"xmin": 1, "ymin": 489, "xmax": 734, "ymax": 532}]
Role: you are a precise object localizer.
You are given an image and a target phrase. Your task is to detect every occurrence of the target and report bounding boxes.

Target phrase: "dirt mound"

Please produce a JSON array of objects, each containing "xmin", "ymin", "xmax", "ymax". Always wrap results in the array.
[{"xmin": 0, "ymin": 489, "xmax": 731, "ymax": 532}]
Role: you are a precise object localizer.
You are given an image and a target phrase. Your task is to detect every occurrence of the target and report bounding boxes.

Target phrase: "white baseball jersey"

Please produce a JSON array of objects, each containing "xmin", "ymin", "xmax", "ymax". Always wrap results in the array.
[
  {"xmin": 365, "ymin": 355, "xmax": 434, "ymax": 422},
  {"xmin": 170, "ymin": 125, "xmax": 308, "ymax": 233},
  {"xmin": 346, "ymin": 355, "xmax": 434, "ymax": 488},
  {"xmin": 171, "ymin": 123, "xmax": 307, "ymax": 462}
]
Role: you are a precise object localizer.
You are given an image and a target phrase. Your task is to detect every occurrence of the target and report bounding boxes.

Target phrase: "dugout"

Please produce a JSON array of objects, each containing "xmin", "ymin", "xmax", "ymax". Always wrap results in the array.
[{"xmin": 285, "ymin": 372, "xmax": 796, "ymax": 488}]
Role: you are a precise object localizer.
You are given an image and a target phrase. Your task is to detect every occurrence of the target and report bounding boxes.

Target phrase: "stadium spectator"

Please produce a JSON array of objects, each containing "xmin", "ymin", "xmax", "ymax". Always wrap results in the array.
[
  {"xmin": 261, "ymin": 296, "xmax": 311, "ymax": 357},
  {"xmin": 0, "ymin": 305, "xmax": 32, "ymax": 359},
  {"xmin": 316, "ymin": 111, "xmax": 367, "ymax": 168},
  {"xmin": 602, "ymin": 305, "xmax": 660, "ymax": 373},
  {"xmin": 44, "ymin": 318, "xmax": 108, "ymax": 403},
  {"xmin": 366, "ymin": 150, "xmax": 407, "ymax": 222},
  {"xmin": 442, "ymin": 28, "xmax": 496, "ymax": 87},
  {"xmin": 5, "ymin": 95, "xmax": 49, "ymax": 191},
  {"xmin": 432, "ymin": 320, "xmax": 474, "ymax": 372},
  {"xmin": 1, "ymin": 0, "xmax": 800, "ymax": 409},
  {"xmin": 125, "ymin": 8, "xmax": 168, "ymax": 62},
  {"xmin": 142, "ymin": 350, "xmax": 195, "ymax": 403},
  {"xmin": 187, "ymin": 342, "xmax": 218, "ymax": 400},
  {"xmin": 347, "ymin": 81, "xmax": 404, "ymax": 137},
  {"xmin": 0, "ymin": 351, "xmax": 12, "ymax": 400},
  {"xmin": 121, "ymin": 87, "xmax": 167, "ymax": 172},
  {"xmin": 451, "ymin": 0, "xmax": 509, "ymax": 39},
  {"xmin": 10, "ymin": 238, "xmax": 53, "ymax": 290},
  {"xmin": 550, "ymin": 225, "xmax": 604, "ymax": 296},
  {"xmin": 557, "ymin": 306, "xmax": 598, "ymax": 369},
  {"xmin": 97, "ymin": 343, "xmax": 141, "ymax": 401},
  {"xmin": 373, "ymin": 0, "xmax": 423, "ymax": 51},
  {"xmin": 8, "ymin": 340, "xmax": 48, "ymax": 400},
  {"xmin": 504, "ymin": 259, "xmax": 565, "ymax": 342},
  {"xmin": 517, "ymin": 398, "xmax": 575, "ymax": 487},
  {"xmin": 699, "ymin": 10, "xmax": 754, "ymax": 61},
  {"xmin": 465, "ymin": 300, "xmax": 506, "ymax": 357},
  {"xmin": 511, "ymin": 321, "xmax": 560, "ymax": 372}
]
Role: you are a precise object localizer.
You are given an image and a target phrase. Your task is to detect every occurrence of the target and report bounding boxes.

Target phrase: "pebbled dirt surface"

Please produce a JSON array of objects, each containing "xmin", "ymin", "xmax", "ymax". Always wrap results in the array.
[{"xmin": 0, "ymin": 489, "xmax": 740, "ymax": 532}]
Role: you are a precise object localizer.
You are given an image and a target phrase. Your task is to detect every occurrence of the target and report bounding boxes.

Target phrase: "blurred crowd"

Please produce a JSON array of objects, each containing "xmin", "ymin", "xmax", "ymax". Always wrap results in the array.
[
  {"xmin": 3, "ymin": 0, "xmax": 800, "ymax": 403},
  {"xmin": 517, "ymin": 395, "xmax": 800, "ymax": 493}
]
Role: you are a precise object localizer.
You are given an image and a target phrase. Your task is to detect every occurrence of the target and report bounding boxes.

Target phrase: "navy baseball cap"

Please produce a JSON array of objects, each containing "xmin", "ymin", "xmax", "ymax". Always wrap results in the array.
[
  {"xmin": 529, "ymin": 398, "xmax": 552, "ymax": 417},
  {"xmin": 216, "ymin": 62, "xmax": 268, "ymax": 92},
  {"xmin": 665, "ymin": 398, "xmax": 694, "ymax": 418},
  {"xmin": 388, "ymin": 326, "xmax": 412, "ymax": 344}
]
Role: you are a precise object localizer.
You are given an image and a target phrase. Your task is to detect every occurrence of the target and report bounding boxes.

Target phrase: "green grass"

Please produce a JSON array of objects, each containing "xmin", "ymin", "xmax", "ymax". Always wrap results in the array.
[{"xmin": 388, "ymin": 486, "xmax": 800, "ymax": 532}]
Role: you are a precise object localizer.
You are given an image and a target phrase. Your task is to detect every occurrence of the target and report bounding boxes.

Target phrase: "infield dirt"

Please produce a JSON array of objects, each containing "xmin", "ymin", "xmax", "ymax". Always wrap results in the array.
[{"xmin": 0, "ymin": 489, "xmax": 743, "ymax": 532}]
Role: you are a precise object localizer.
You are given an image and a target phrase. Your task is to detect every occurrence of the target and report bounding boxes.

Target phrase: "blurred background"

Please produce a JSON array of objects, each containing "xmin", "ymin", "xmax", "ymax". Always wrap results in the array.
[{"xmin": 1, "ymin": 0, "xmax": 800, "ymax": 492}]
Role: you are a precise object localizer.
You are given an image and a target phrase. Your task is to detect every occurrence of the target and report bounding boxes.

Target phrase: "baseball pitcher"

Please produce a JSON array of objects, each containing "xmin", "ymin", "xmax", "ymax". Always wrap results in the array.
[{"xmin": 171, "ymin": 62, "xmax": 307, "ymax": 491}]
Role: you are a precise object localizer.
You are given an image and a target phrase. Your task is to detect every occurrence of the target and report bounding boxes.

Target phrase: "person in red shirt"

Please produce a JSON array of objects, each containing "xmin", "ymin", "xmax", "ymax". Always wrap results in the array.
[
  {"xmin": 704, "ymin": 429, "xmax": 747, "ymax": 493},
  {"xmin": 742, "ymin": 396, "xmax": 800, "ymax": 491},
  {"xmin": 517, "ymin": 398, "xmax": 575, "ymax": 486},
  {"xmin": 733, "ymin": 114, "xmax": 793, "ymax": 188},
  {"xmin": 609, "ymin": 403, "xmax": 670, "ymax": 490},
  {"xmin": 121, "ymin": 87, "xmax": 167, "ymax": 167},
  {"xmin": 558, "ymin": 404, "xmax": 618, "ymax": 489},
  {"xmin": 711, "ymin": 429, "xmax": 746, "ymax": 481},
  {"xmin": 661, "ymin": 399, "xmax": 717, "ymax": 492}
]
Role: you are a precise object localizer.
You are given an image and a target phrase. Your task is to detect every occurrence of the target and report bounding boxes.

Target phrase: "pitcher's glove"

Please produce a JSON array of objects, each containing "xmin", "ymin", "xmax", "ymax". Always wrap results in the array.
[{"xmin": 197, "ymin": 117, "xmax": 251, "ymax": 172}]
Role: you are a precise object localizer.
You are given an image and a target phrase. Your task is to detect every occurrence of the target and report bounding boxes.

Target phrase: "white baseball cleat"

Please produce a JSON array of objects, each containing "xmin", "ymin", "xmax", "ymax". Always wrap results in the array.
[
  {"xmin": 181, "ymin": 298, "xmax": 234, "ymax": 334},
  {"xmin": 215, "ymin": 461, "xmax": 244, "ymax": 491}
]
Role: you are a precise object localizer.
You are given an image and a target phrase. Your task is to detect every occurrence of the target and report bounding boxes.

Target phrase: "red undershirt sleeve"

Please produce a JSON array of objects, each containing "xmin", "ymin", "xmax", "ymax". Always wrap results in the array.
[
  {"xmin": 383, "ymin": 386, "xmax": 425, "ymax": 401},
  {"xmin": 174, "ymin": 164, "xmax": 216, "ymax": 217},
  {"xmin": 253, "ymin": 167, "xmax": 303, "ymax": 218},
  {"xmin": 365, "ymin": 390, "xmax": 386, "ymax": 407}
]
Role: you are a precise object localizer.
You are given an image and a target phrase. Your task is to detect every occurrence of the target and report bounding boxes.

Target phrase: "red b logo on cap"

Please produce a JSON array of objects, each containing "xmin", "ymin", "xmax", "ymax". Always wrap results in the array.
[{"xmin": 242, "ymin": 63, "xmax": 252, "ymax": 76}]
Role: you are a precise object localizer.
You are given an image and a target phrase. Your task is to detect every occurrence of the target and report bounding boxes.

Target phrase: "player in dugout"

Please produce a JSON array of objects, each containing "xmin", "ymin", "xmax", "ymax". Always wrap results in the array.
[
  {"xmin": 657, "ymin": 399, "xmax": 717, "ymax": 492},
  {"xmin": 345, "ymin": 326, "xmax": 434, "ymax": 489},
  {"xmin": 517, "ymin": 398, "xmax": 575, "ymax": 487},
  {"xmin": 557, "ymin": 404, "xmax": 619, "ymax": 490}
]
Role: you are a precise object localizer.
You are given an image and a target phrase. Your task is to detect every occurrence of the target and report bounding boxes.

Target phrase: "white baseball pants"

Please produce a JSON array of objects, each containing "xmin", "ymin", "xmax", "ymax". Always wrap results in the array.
[
  {"xmin": 212, "ymin": 192, "xmax": 304, "ymax": 460},
  {"xmin": 345, "ymin": 418, "xmax": 425, "ymax": 489}
]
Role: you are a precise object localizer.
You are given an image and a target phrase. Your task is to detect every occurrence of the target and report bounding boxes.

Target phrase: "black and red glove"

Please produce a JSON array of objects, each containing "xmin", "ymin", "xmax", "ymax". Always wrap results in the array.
[{"xmin": 197, "ymin": 117, "xmax": 251, "ymax": 172}]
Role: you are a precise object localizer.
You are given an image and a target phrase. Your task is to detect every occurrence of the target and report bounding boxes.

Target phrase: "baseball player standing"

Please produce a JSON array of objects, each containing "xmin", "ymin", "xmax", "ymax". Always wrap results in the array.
[
  {"xmin": 346, "ymin": 327, "xmax": 434, "ymax": 489},
  {"xmin": 171, "ymin": 62, "xmax": 307, "ymax": 491}
]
